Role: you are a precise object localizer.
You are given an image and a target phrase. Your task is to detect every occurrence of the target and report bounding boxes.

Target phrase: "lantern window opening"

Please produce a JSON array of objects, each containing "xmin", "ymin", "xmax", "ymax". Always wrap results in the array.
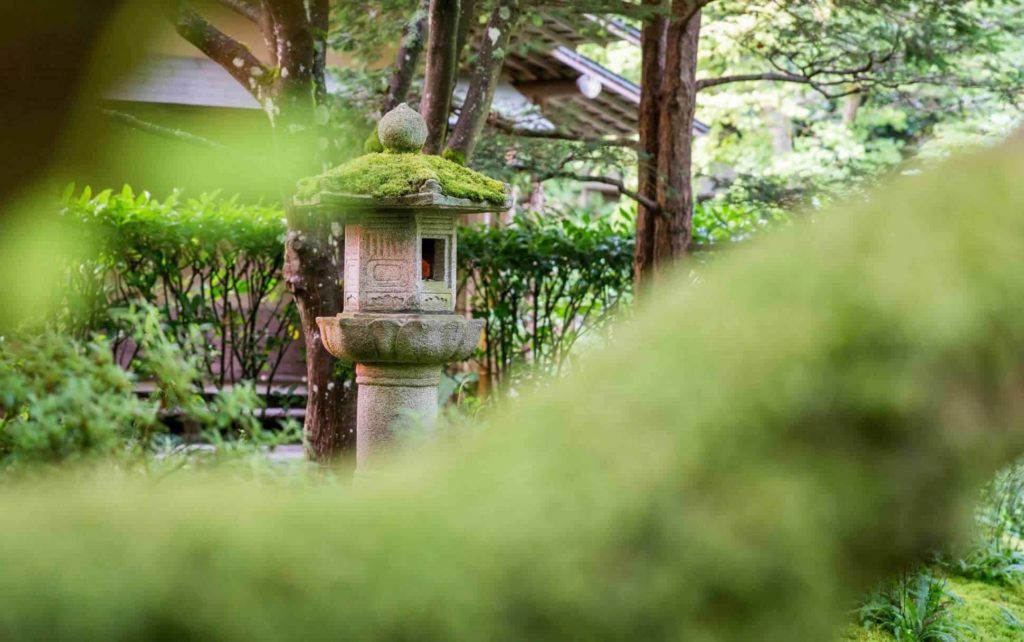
[{"xmin": 421, "ymin": 237, "xmax": 448, "ymax": 283}]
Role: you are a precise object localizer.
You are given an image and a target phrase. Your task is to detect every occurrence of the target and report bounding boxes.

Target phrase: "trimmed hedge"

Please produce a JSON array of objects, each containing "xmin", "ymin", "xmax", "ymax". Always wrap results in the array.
[
  {"xmin": 60, "ymin": 186, "xmax": 301, "ymax": 396},
  {"xmin": 60, "ymin": 187, "xmax": 637, "ymax": 393},
  {"xmin": 459, "ymin": 212, "xmax": 634, "ymax": 387}
]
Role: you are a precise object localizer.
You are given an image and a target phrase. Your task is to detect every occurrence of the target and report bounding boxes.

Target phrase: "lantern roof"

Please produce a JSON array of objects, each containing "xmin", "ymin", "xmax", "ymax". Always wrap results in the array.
[
  {"xmin": 295, "ymin": 152, "xmax": 509, "ymax": 212},
  {"xmin": 295, "ymin": 104, "xmax": 510, "ymax": 213}
]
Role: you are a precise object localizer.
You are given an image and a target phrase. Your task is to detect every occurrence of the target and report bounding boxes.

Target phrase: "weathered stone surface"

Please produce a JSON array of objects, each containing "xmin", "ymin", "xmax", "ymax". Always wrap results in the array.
[
  {"xmin": 342, "ymin": 209, "xmax": 459, "ymax": 314},
  {"xmin": 354, "ymin": 364, "xmax": 440, "ymax": 469},
  {"xmin": 317, "ymin": 313, "xmax": 483, "ymax": 365},
  {"xmin": 377, "ymin": 103, "xmax": 428, "ymax": 153}
]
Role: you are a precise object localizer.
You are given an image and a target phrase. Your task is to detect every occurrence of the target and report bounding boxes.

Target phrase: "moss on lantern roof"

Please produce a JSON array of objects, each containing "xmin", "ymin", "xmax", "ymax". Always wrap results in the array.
[{"xmin": 295, "ymin": 152, "xmax": 507, "ymax": 206}]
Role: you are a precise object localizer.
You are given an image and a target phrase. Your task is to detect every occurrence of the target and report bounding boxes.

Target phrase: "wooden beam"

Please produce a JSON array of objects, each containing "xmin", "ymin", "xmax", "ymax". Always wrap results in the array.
[
  {"xmin": 502, "ymin": 57, "xmax": 539, "ymax": 82},
  {"xmin": 513, "ymin": 78, "xmax": 580, "ymax": 100}
]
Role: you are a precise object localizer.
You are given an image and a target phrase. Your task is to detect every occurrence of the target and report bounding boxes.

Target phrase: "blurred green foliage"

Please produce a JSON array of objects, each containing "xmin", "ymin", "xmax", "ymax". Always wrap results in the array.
[{"xmin": 0, "ymin": 131, "xmax": 1022, "ymax": 640}]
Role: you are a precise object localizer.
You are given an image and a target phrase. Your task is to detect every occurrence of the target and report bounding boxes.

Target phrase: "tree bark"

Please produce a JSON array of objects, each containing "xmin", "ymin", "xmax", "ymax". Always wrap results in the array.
[
  {"xmin": 454, "ymin": 0, "xmax": 478, "ymax": 64},
  {"xmin": 443, "ymin": 0, "xmax": 521, "ymax": 164},
  {"xmin": 420, "ymin": 0, "xmax": 461, "ymax": 154},
  {"xmin": 308, "ymin": 0, "xmax": 330, "ymax": 103},
  {"xmin": 633, "ymin": 0, "xmax": 667, "ymax": 290},
  {"xmin": 843, "ymin": 91, "xmax": 863, "ymax": 128},
  {"xmin": 653, "ymin": 1, "xmax": 701, "ymax": 266},
  {"xmin": 283, "ymin": 212, "xmax": 351, "ymax": 461},
  {"xmin": 174, "ymin": 1, "xmax": 270, "ymax": 97}
]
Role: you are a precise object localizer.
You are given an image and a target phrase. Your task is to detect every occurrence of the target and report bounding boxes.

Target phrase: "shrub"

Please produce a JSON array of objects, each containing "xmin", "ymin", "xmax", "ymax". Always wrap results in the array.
[
  {"xmin": 59, "ymin": 186, "xmax": 302, "ymax": 399},
  {"xmin": 692, "ymin": 200, "xmax": 792, "ymax": 247},
  {"xmin": 979, "ymin": 461, "xmax": 1024, "ymax": 540},
  {"xmin": 945, "ymin": 541, "xmax": 1024, "ymax": 586},
  {"xmin": 941, "ymin": 461, "xmax": 1024, "ymax": 587},
  {"xmin": 0, "ymin": 304, "xmax": 266, "ymax": 471},
  {"xmin": 458, "ymin": 211, "xmax": 634, "ymax": 389},
  {"xmin": 0, "ymin": 331, "xmax": 153, "ymax": 467}
]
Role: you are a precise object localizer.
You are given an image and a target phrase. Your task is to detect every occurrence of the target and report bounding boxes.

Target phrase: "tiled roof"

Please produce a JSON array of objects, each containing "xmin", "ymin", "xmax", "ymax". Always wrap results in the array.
[
  {"xmin": 106, "ymin": 56, "xmax": 262, "ymax": 110},
  {"xmin": 105, "ymin": 12, "xmax": 708, "ymax": 139}
]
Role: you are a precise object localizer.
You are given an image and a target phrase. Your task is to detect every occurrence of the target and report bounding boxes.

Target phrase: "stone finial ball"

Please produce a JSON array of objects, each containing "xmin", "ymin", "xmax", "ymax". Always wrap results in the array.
[{"xmin": 377, "ymin": 103, "xmax": 428, "ymax": 153}]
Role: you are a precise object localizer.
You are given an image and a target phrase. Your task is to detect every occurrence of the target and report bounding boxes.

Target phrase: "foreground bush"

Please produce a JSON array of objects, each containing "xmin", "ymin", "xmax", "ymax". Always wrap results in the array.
[{"xmin": 1, "ymin": 141, "xmax": 1024, "ymax": 639}]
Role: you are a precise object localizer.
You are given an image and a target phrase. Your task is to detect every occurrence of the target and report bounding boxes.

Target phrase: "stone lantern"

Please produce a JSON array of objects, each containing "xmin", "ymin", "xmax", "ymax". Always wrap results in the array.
[{"xmin": 294, "ymin": 104, "xmax": 510, "ymax": 473}]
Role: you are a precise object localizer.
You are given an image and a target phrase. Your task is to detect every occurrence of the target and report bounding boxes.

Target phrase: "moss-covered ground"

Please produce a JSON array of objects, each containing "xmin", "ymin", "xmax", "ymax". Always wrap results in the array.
[
  {"xmin": 295, "ymin": 152, "xmax": 507, "ymax": 205},
  {"xmin": 845, "ymin": 575, "xmax": 1024, "ymax": 641}
]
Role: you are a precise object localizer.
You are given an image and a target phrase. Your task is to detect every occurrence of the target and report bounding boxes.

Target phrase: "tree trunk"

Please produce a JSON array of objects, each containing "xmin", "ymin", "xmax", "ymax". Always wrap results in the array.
[
  {"xmin": 653, "ymin": 1, "xmax": 701, "ymax": 266},
  {"xmin": 383, "ymin": 0, "xmax": 430, "ymax": 113},
  {"xmin": 633, "ymin": 0, "xmax": 668, "ymax": 290},
  {"xmin": 843, "ymin": 91, "xmax": 863, "ymax": 128},
  {"xmin": 444, "ymin": 0, "xmax": 521, "ymax": 164},
  {"xmin": 454, "ymin": 0, "xmax": 478, "ymax": 63},
  {"xmin": 420, "ymin": 0, "xmax": 461, "ymax": 153},
  {"xmin": 174, "ymin": 0, "xmax": 354, "ymax": 463},
  {"xmin": 283, "ymin": 212, "xmax": 352, "ymax": 461},
  {"xmin": 264, "ymin": 0, "xmax": 353, "ymax": 462}
]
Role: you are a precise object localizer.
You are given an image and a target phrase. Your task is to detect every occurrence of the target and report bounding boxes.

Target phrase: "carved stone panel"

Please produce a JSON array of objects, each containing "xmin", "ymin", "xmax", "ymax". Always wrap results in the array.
[{"xmin": 343, "ymin": 210, "xmax": 462, "ymax": 313}]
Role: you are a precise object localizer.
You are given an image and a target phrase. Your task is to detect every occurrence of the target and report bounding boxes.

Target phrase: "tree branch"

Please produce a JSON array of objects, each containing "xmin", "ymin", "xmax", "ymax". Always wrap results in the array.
[
  {"xmin": 697, "ymin": 72, "xmax": 810, "ymax": 92},
  {"xmin": 443, "ymin": 0, "xmax": 521, "ymax": 163},
  {"xmin": 489, "ymin": 118, "xmax": 638, "ymax": 147},
  {"xmin": 215, "ymin": 0, "xmax": 261, "ymax": 22},
  {"xmin": 101, "ymin": 108, "xmax": 229, "ymax": 150},
  {"xmin": 543, "ymin": 172, "xmax": 661, "ymax": 214},
  {"xmin": 698, "ymin": 71, "xmax": 871, "ymax": 99},
  {"xmin": 172, "ymin": 1, "xmax": 270, "ymax": 100}
]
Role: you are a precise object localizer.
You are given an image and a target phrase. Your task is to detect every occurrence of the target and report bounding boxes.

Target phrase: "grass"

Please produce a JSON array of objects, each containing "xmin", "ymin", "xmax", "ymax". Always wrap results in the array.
[
  {"xmin": 847, "ymin": 575, "xmax": 1024, "ymax": 641},
  {"xmin": 295, "ymin": 152, "xmax": 507, "ymax": 205}
]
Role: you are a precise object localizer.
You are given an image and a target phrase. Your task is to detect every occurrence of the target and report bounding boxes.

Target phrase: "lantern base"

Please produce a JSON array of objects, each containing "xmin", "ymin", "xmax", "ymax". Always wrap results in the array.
[{"xmin": 353, "ymin": 363, "xmax": 440, "ymax": 470}]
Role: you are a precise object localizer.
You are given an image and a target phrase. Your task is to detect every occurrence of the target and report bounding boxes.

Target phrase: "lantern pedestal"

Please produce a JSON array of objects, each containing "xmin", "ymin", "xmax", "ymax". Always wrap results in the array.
[{"xmin": 318, "ymin": 312, "xmax": 483, "ymax": 469}]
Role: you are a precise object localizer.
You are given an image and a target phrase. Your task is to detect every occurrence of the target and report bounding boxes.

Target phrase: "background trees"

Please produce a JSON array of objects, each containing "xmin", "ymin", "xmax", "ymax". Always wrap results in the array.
[{"xmin": 632, "ymin": 0, "xmax": 1023, "ymax": 286}]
